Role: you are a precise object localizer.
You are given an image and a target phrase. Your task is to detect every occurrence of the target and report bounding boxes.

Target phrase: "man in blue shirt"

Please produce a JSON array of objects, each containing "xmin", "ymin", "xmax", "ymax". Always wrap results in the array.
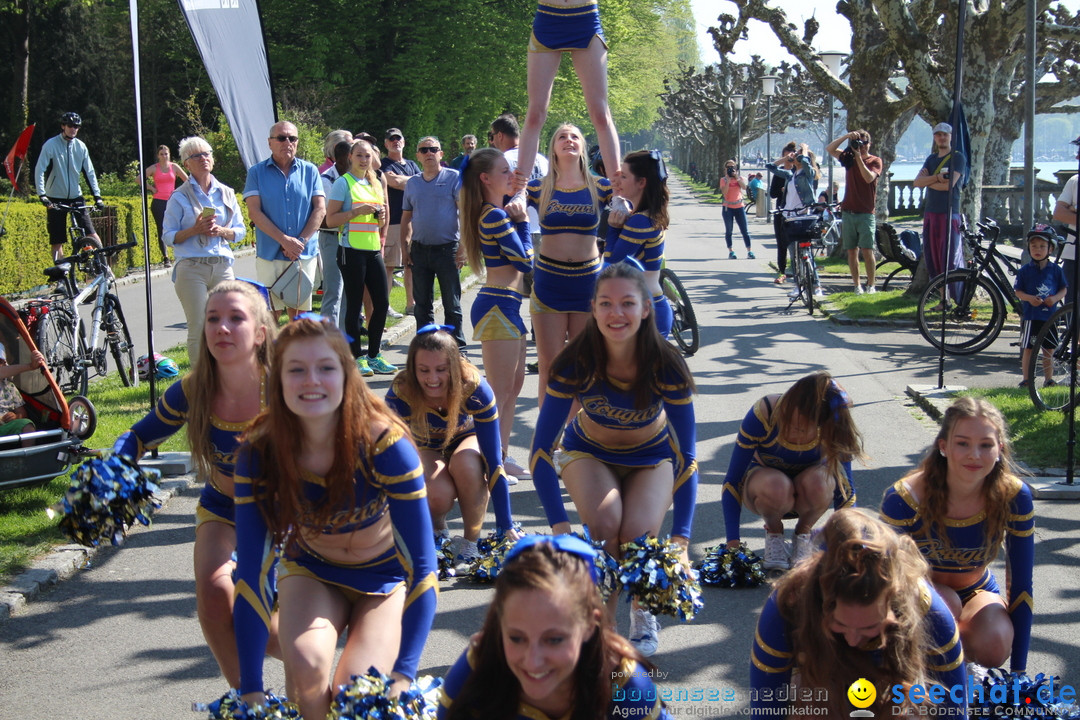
[
  {"xmin": 401, "ymin": 137, "xmax": 466, "ymax": 346},
  {"xmin": 913, "ymin": 122, "xmax": 967, "ymax": 280},
  {"xmin": 34, "ymin": 111, "xmax": 104, "ymax": 261},
  {"xmin": 243, "ymin": 121, "xmax": 325, "ymax": 319}
]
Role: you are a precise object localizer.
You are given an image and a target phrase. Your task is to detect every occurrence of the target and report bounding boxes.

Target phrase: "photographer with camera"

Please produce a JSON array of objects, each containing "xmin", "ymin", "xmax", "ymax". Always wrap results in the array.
[
  {"xmin": 718, "ymin": 159, "xmax": 755, "ymax": 259},
  {"xmin": 827, "ymin": 129, "xmax": 882, "ymax": 294}
]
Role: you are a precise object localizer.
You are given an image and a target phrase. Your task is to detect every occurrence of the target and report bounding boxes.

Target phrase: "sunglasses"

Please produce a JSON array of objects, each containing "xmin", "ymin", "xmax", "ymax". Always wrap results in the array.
[
  {"xmin": 272, "ymin": 135, "xmax": 299, "ymax": 143},
  {"xmin": 387, "ymin": 134, "xmax": 403, "ymax": 141},
  {"xmin": 418, "ymin": 147, "xmax": 441, "ymax": 154},
  {"xmin": 185, "ymin": 151, "xmax": 212, "ymax": 161}
]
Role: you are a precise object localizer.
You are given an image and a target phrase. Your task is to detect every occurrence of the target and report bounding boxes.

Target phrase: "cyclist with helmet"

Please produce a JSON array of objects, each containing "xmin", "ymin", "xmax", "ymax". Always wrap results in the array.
[
  {"xmin": 34, "ymin": 112, "xmax": 104, "ymax": 261},
  {"xmin": 1014, "ymin": 224, "xmax": 1068, "ymax": 388}
]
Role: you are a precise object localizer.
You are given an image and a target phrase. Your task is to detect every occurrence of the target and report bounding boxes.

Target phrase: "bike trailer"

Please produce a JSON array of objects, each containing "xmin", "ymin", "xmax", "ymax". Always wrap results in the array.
[{"xmin": 0, "ymin": 296, "xmax": 94, "ymax": 490}]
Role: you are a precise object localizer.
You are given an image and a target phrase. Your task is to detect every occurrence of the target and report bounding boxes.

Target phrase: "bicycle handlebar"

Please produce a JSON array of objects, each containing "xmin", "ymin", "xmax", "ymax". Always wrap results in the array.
[{"xmin": 47, "ymin": 200, "xmax": 100, "ymax": 214}]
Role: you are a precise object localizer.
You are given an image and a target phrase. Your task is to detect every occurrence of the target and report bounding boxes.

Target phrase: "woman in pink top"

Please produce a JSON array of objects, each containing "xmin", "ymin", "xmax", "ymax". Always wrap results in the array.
[
  {"xmin": 146, "ymin": 144, "xmax": 189, "ymax": 267},
  {"xmin": 718, "ymin": 159, "xmax": 754, "ymax": 259}
]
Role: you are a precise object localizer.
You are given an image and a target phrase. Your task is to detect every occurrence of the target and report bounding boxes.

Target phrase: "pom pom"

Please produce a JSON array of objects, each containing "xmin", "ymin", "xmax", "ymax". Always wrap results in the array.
[
  {"xmin": 48, "ymin": 451, "xmax": 161, "ymax": 547},
  {"xmin": 616, "ymin": 534, "xmax": 703, "ymax": 621},
  {"xmin": 194, "ymin": 689, "xmax": 300, "ymax": 719},
  {"xmin": 434, "ymin": 532, "xmax": 456, "ymax": 580},
  {"xmin": 695, "ymin": 542, "xmax": 767, "ymax": 588},
  {"xmin": 467, "ymin": 525, "xmax": 522, "ymax": 582},
  {"xmin": 331, "ymin": 667, "xmax": 442, "ymax": 719},
  {"xmin": 974, "ymin": 669, "xmax": 1080, "ymax": 719},
  {"xmin": 572, "ymin": 528, "xmax": 620, "ymax": 602}
]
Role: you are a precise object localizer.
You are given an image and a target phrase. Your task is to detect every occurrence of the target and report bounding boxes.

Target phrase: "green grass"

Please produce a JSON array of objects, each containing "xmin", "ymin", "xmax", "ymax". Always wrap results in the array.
[
  {"xmin": 0, "ymin": 346, "xmax": 189, "ymax": 582},
  {"xmin": 959, "ymin": 387, "xmax": 1071, "ymax": 469}
]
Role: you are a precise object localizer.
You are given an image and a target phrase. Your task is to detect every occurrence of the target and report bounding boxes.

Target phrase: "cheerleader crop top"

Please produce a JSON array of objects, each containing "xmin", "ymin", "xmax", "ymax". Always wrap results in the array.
[
  {"xmin": 232, "ymin": 425, "xmax": 438, "ymax": 691},
  {"xmin": 527, "ymin": 177, "xmax": 612, "ymax": 236},
  {"xmin": 879, "ymin": 477, "xmax": 1035, "ymax": 671},
  {"xmin": 385, "ymin": 373, "xmax": 514, "ymax": 531},
  {"xmin": 478, "ymin": 203, "xmax": 534, "ymax": 272},
  {"xmin": 604, "ymin": 212, "xmax": 665, "ymax": 271},
  {"xmin": 721, "ymin": 396, "xmax": 855, "ymax": 543},
  {"xmin": 530, "ymin": 361, "xmax": 699, "ymax": 538}
]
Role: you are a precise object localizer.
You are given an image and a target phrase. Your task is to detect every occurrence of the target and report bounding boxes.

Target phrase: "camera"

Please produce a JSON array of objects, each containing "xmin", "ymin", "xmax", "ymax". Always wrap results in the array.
[
  {"xmin": 373, "ymin": 205, "xmax": 383, "ymax": 219},
  {"xmin": 849, "ymin": 138, "xmax": 865, "ymax": 149},
  {"xmin": 726, "ymin": 166, "xmax": 737, "ymax": 177}
]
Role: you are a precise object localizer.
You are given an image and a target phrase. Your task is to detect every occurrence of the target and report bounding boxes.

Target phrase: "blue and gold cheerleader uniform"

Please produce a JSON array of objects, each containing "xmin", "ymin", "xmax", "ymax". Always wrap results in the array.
[
  {"xmin": 604, "ymin": 212, "xmax": 672, "ymax": 337},
  {"xmin": 721, "ymin": 395, "xmax": 855, "ymax": 544},
  {"xmin": 232, "ymin": 425, "xmax": 438, "ymax": 694},
  {"xmin": 880, "ymin": 476, "xmax": 1035, "ymax": 672},
  {"xmin": 529, "ymin": 1, "xmax": 607, "ymax": 53},
  {"xmin": 438, "ymin": 641, "xmax": 671, "ymax": 719},
  {"xmin": 750, "ymin": 578, "xmax": 967, "ymax": 715},
  {"xmin": 112, "ymin": 375, "xmax": 264, "ymax": 527},
  {"xmin": 385, "ymin": 371, "xmax": 515, "ymax": 533},
  {"xmin": 530, "ymin": 361, "xmax": 698, "ymax": 539},
  {"xmin": 470, "ymin": 203, "xmax": 534, "ymax": 341},
  {"xmin": 527, "ymin": 177, "xmax": 612, "ymax": 315}
]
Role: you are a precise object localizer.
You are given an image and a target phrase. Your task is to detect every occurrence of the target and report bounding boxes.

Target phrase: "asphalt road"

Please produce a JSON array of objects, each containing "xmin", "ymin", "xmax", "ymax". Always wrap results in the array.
[{"xmin": 2, "ymin": 178, "xmax": 1078, "ymax": 718}]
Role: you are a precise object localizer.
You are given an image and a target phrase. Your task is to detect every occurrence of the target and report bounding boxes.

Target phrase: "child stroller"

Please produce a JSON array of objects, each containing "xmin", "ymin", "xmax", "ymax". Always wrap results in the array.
[{"xmin": 0, "ymin": 296, "xmax": 95, "ymax": 490}]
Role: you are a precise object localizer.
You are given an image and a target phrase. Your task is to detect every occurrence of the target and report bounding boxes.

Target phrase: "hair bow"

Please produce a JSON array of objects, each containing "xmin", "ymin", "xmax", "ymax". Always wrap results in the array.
[
  {"xmin": 503, "ymin": 534, "xmax": 600, "ymax": 584},
  {"xmin": 292, "ymin": 311, "xmax": 354, "ymax": 344},
  {"xmin": 416, "ymin": 323, "xmax": 455, "ymax": 336},
  {"xmin": 648, "ymin": 149, "xmax": 668, "ymax": 182},
  {"xmin": 827, "ymin": 380, "xmax": 851, "ymax": 422}
]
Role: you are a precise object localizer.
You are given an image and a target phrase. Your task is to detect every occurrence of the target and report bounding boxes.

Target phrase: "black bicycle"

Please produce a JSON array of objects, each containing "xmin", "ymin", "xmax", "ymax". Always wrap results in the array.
[
  {"xmin": 661, "ymin": 265, "xmax": 699, "ymax": 355},
  {"xmin": 781, "ymin": 202, "xmax": 840, "ymax": 316},
  {"xmin": 1027, "ymin": 303, "xmax": 1076, "ymax": 412},
  {"xmin": 916, "ymin": 218, "xmax": 1024, "ymax": 355}
]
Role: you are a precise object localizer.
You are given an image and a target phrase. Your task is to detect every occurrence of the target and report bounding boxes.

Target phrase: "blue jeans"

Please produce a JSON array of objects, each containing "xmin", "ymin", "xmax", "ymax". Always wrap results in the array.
[
  {"xmin": 410, "ymin": 242, "xmax": 466, "ymax": 346},
  {"xmin": 723, "ymin": 205, "xmax": 751, "ymax": 249},
  {"xmin": 318, "ymin": 230, "xmax": 345, "ymax": 329}
]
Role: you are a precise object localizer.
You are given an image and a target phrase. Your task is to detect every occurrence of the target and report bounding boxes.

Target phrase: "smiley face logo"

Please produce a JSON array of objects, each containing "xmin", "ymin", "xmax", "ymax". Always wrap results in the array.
[{"xmin": 847, "ymin": 678, "xmax": 876, "ymax": 709}]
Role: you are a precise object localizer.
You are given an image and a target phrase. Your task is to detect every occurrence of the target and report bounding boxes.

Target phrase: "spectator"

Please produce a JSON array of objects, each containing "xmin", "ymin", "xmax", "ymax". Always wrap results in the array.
[
  {"xmin": 718, "ymin": 159, "xmax": 754, "ymax": 259},
  {"xmin": 449, "ymin": 134, "xmax": 477, "ymax": 171},
  {"xmin": 827, "ymin": 130, "xmax": 882, "ymax": 294},
  {"xmin": 490, "ymin": 113, "xmax": 549, "ymax": 243},
  {"xmin": 34, "ymin": 111, "xmax": 104, "ymax": 261},
  {"xmin": 243, "ymin": 121, "xmax": 325, "ymax": 320},
  {"xmin": 382, "ymin": 128, "xmax": 421, "ymax": 315},
  {"xmin": 1013, "ymin": 226, "xmax": 1067, "ymax": 388},
  {"xmin": 1052, "ymin": 140, "xmax": 1079, "ymax": 306},
  {"xmin": 145, "ymin": 144, "xmax": 188, "ymax": 267},
  {"xmin": 402, "ymin": 137, "xmax": 467, "ymax": 347},
  {"xmin": 913, "ymin": 122, "xmax": 967, "ymax": 280},
  {"xmin": 317, "ymin": 130, "xmax": 353, "ymax": 327},
  {"xmin": 163, "ymin": 136, "xmax": 246, "ymax": 360},
  {"xmin": 747, "ymin": 172, "xmax": 763, "ymax": 203},
  {"xmin": 768, "ymin": 142, "xmax": 822, "ymax": 298},
  {"xmin": 0, "ymin": 343, "xmax": 45, "ymax": 447}
]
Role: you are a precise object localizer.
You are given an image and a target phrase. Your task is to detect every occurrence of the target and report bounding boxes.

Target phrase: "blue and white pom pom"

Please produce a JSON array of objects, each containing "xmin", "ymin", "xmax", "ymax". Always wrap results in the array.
[
  {"xmin": 973, "ymin": 669, "xmax": 1080, "ymax": 719},
  {"xmin": 194, "ymin": 689, "xmax": 300, "ymax": 719},
  {"xmin": 468, "ymin": 525, "xmax": 523, "ymax": 582},
  {"xmin": 48, "ymin": 451, "xmax": 161, "ymax": 547},
  {"xmin": 617, "ymin": 534, "xmax": 703, "ymax": 621},
  {"xmin": 434, "ymin": 532, "xmax": 456, "ymax": 580},
  {"xmin": 695, "ymin": 542, "xmax": 767, "ymax": 588},
  {"xmin": 331, "ymin": 667, "xmax": 442, "ymax": 719},
  {"xmin": 573, "ymin": 527, "xmax": 620, "ymax": 602}
]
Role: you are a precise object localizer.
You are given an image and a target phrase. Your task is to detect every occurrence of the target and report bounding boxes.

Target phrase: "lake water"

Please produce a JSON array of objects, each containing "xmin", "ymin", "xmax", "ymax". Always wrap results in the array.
[{"xmin": 887, "ymin": 160, "xmax": 1078, "ymax": 183}]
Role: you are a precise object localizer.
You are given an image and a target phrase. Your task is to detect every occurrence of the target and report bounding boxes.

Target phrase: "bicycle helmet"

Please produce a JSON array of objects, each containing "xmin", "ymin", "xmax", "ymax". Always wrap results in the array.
[
  {"xmin": 138, "ymin": 353, "xmax": 180, "ymax": 380},
  {"xmin": 60, "ymin": 112, "xmax": 82, "ymax": 127},
  {"xmin": 1027, "ymin": 223, "xmax": 1060, "ymax": 254}
]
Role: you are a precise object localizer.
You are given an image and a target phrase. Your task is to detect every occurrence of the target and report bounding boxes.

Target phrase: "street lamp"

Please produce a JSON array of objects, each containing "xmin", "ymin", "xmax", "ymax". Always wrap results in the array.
[
  {"xmin": 818, "ymin": 51, "xmax": 846, "ymax": 203},
  {"xmin": 761, "ymin": 75, "xmax": 778, "ymax": 215},
  {"xmin": 731, "ymin": 94, "xmax": 745, "ymax": 169}
]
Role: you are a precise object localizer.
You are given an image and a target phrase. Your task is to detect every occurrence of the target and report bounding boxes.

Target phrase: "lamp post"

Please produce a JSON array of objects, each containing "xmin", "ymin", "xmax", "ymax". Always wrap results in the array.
[
  {"xmin": 761, "ymin": 75, "xmax": 778, "ymax": 215},
  {"xmin": 818, "ymin": 51, "xmax": 846, "ymax": 203},
  {"xmin": 732, "ymin": 94, "xmax": 745, "ymax": 169}
]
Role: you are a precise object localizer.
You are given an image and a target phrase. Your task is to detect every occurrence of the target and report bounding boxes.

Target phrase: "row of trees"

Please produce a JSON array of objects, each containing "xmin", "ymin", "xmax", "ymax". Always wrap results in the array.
[
  {"xmin": 0, "ymin": 0, "xmax": 696, "ymax": 189},
  {"xmin": 663, "ymin": 0, "xmax": 1080, "ymax": 221}
]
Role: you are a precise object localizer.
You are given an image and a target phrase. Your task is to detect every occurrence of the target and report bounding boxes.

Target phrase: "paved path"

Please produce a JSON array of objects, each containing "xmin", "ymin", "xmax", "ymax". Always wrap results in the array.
[{"xmin": 2, "ymin": 179, "xmax": 1078, "ymax": 718}]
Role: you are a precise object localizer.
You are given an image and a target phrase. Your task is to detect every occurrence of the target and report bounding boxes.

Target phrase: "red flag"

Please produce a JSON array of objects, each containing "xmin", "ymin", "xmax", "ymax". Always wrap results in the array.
[{"xmin": 4, "ymin": 124, "xmax": 35, "ymax": 191}]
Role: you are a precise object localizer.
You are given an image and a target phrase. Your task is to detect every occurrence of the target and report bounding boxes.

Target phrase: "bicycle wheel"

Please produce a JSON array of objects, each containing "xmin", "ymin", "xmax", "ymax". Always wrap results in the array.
[
  {"xmin": 104, "ymin": 294, "xmax": 139, "ymax": 387},
  {"xmin": 795, "ymin": 248, "xmax": 815, "ymax": 316},
  {"xmin": 1028, "ymin": 304, "xmax": 1076, "ymax": 412},
  {"xmin": 661, "ymin": 268, "xmax": 699, "ymax": 355},
  {"xmin": 36, "ymin": 306, "xmax": 89, "ymax": 396},
  {"xmin": 916, "ymin": 270, "xmax": 1005, "ymax": 355}
]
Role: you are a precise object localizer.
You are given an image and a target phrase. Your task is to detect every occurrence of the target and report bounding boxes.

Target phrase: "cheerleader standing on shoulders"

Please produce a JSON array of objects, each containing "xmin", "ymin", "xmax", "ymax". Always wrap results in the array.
[
  {"xmin": 385, "ymin": 326, "xmax": 521, "ymax": 568},
  {"xmin": 459, "ymin": 147, "xmax": 534, "ymax": 478},
  {"xmin": 604, "ymin": 150, "xmax": 672, "ymax": 338},
  {"xmin": 880, "ymin": 396, "xmax": 1034, "ymax": 673},
  {"xmin": 112, "ymin": 280, "xmax": 278, "ymax": 687},
  {"xmin": 530, "ymin": 261, "xmax": 698, "ymax": 657},
  {"xmin": 232, "ymin": 317, "xmax": 437, "ymax": 718},
  {"xmin": 439, "ymin": 535, "xmax": 672, "ymax": 720}
]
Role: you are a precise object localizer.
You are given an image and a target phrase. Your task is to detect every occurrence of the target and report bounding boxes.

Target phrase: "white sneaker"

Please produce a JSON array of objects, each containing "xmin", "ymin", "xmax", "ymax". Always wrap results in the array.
[
  {"xmin": 435, "ymin": 528, "xmax": 451, "ymax": 543},
  {"xmin": 787, "ymin": 288, "xmax": 800, "ymax": 299},
  {"xmin": 854, "ymin": 285, "xmax": 864, "ymax": 295},
  {"xmin": 762, "ymin": 532, "xmax": 790, "ymax": 570},
  {"xmin": 453, "ymin": 538, "xmax": 480, "ymax": 573},
  {"xmin": 791, "ymin": 533, "xmax": 815, "ymax": 566},
  {"xmin": 387, "ymin": 308, "xmax": 404, "ymax": 319},
  {"xmin": 629, "ymin": 606, "xmax": 660, "ymax": 657},
  {"xmin": 504, "ymin": 454, "xmax": 530, "ymax": 479},
  {"xmin": 814, "ymin": 287, "xmax": 824, "ymax": 298},
  {"xmin": 504, "ymin": 473, "xmax": 519, "ymax": 486},
  {"xmin": 866, "ymin": 286, "xmax": 876, "ymax": 295}
]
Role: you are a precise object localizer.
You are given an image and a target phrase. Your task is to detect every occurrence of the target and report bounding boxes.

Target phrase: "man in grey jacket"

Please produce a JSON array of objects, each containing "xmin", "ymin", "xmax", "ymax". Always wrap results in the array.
[{"xmin": 34, "ymin": 111, "xmax": 104, "ymax": 261}]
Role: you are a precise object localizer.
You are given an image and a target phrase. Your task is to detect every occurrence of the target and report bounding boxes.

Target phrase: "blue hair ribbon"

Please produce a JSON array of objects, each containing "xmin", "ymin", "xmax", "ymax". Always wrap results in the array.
[
  {"xmin": 503, "ymin": 534, "xmax": 600, "ymax": 585},
  {"xmin": 828, "ymin": 380, "xmax": 851, "ymax": 422},
  {"xmin": 620, "ymin": 257, "xmax": 645, "ymax": 273},
  {"xmin": 292, "ymin": 311, "xmax": 355, "ymax": 345},
  {"xmin": 416, "ymin": 323, "xmax": 455, "ymax": 336},
  {"xmin": 648, "ymin": 149, "xmax": 668, "ymax": 182}
]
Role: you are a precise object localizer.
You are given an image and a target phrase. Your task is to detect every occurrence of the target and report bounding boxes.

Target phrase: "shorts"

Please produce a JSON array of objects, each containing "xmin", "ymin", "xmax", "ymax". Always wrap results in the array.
[
  {"xmin": 557, "ymin": 417, "xmax": 673, "ymax": 476},
  {"xmin": 736, "ymin": 460, "xmax": 856, "ymax": 518},
  {"xmin": 955, "ymin": 568, "xmax": 1001, "ymax": 605},
  {"xmin": 255, "ymin": 255, "xmax": 319, "ymax": 311},
  {"xmin": 384, "ymin": 224, "xmax": 403, "ymax": 268},
  {"xmin": 471, "ymin": 286, "xmax": 526, "ymax": 341},
  {"xmin": 530, "ymin": 1, "xmax": 607, "ymax": 52},
  {"xmin": 0, "ymin": 417, "xmax": 34, "ymax": 437},
  {"xmin": 195, "ymin": 482, "xmax": 235, "ymax": 529},
  {"xmin": 46, "ymin": 199, "xmax": 96, "ymax": 246},
  {"xmin": 531, "ymin": 253, "xmax": 601, "ymax": 314},
  {"xmin": 278, "ymin": 542, "xmax": 405, "ymax": 603},
  {"xmin": 841, "ymin": 211, "xmax": 876, "ymax": 250},
  {"xmin": 1020, "ymin": 317, "xmax": 1058, "ymax": 350}
]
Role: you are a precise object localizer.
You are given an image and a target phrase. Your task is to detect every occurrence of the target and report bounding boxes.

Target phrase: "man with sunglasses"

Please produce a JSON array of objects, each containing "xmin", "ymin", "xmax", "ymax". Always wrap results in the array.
[
  {"xmin": 244, "ymin": 121, "xmax": 325, "ymax": 320},
  {"xmin": 34, "ymin": 111, "xmax": 104, "ymax": 261},
  {"xmin": 401, "ymin": 137, "xmax": 467, "ymax": 348},
  {"xmin": 381, "ymin": 128, "xmax": 421, "ymax": 316}
]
